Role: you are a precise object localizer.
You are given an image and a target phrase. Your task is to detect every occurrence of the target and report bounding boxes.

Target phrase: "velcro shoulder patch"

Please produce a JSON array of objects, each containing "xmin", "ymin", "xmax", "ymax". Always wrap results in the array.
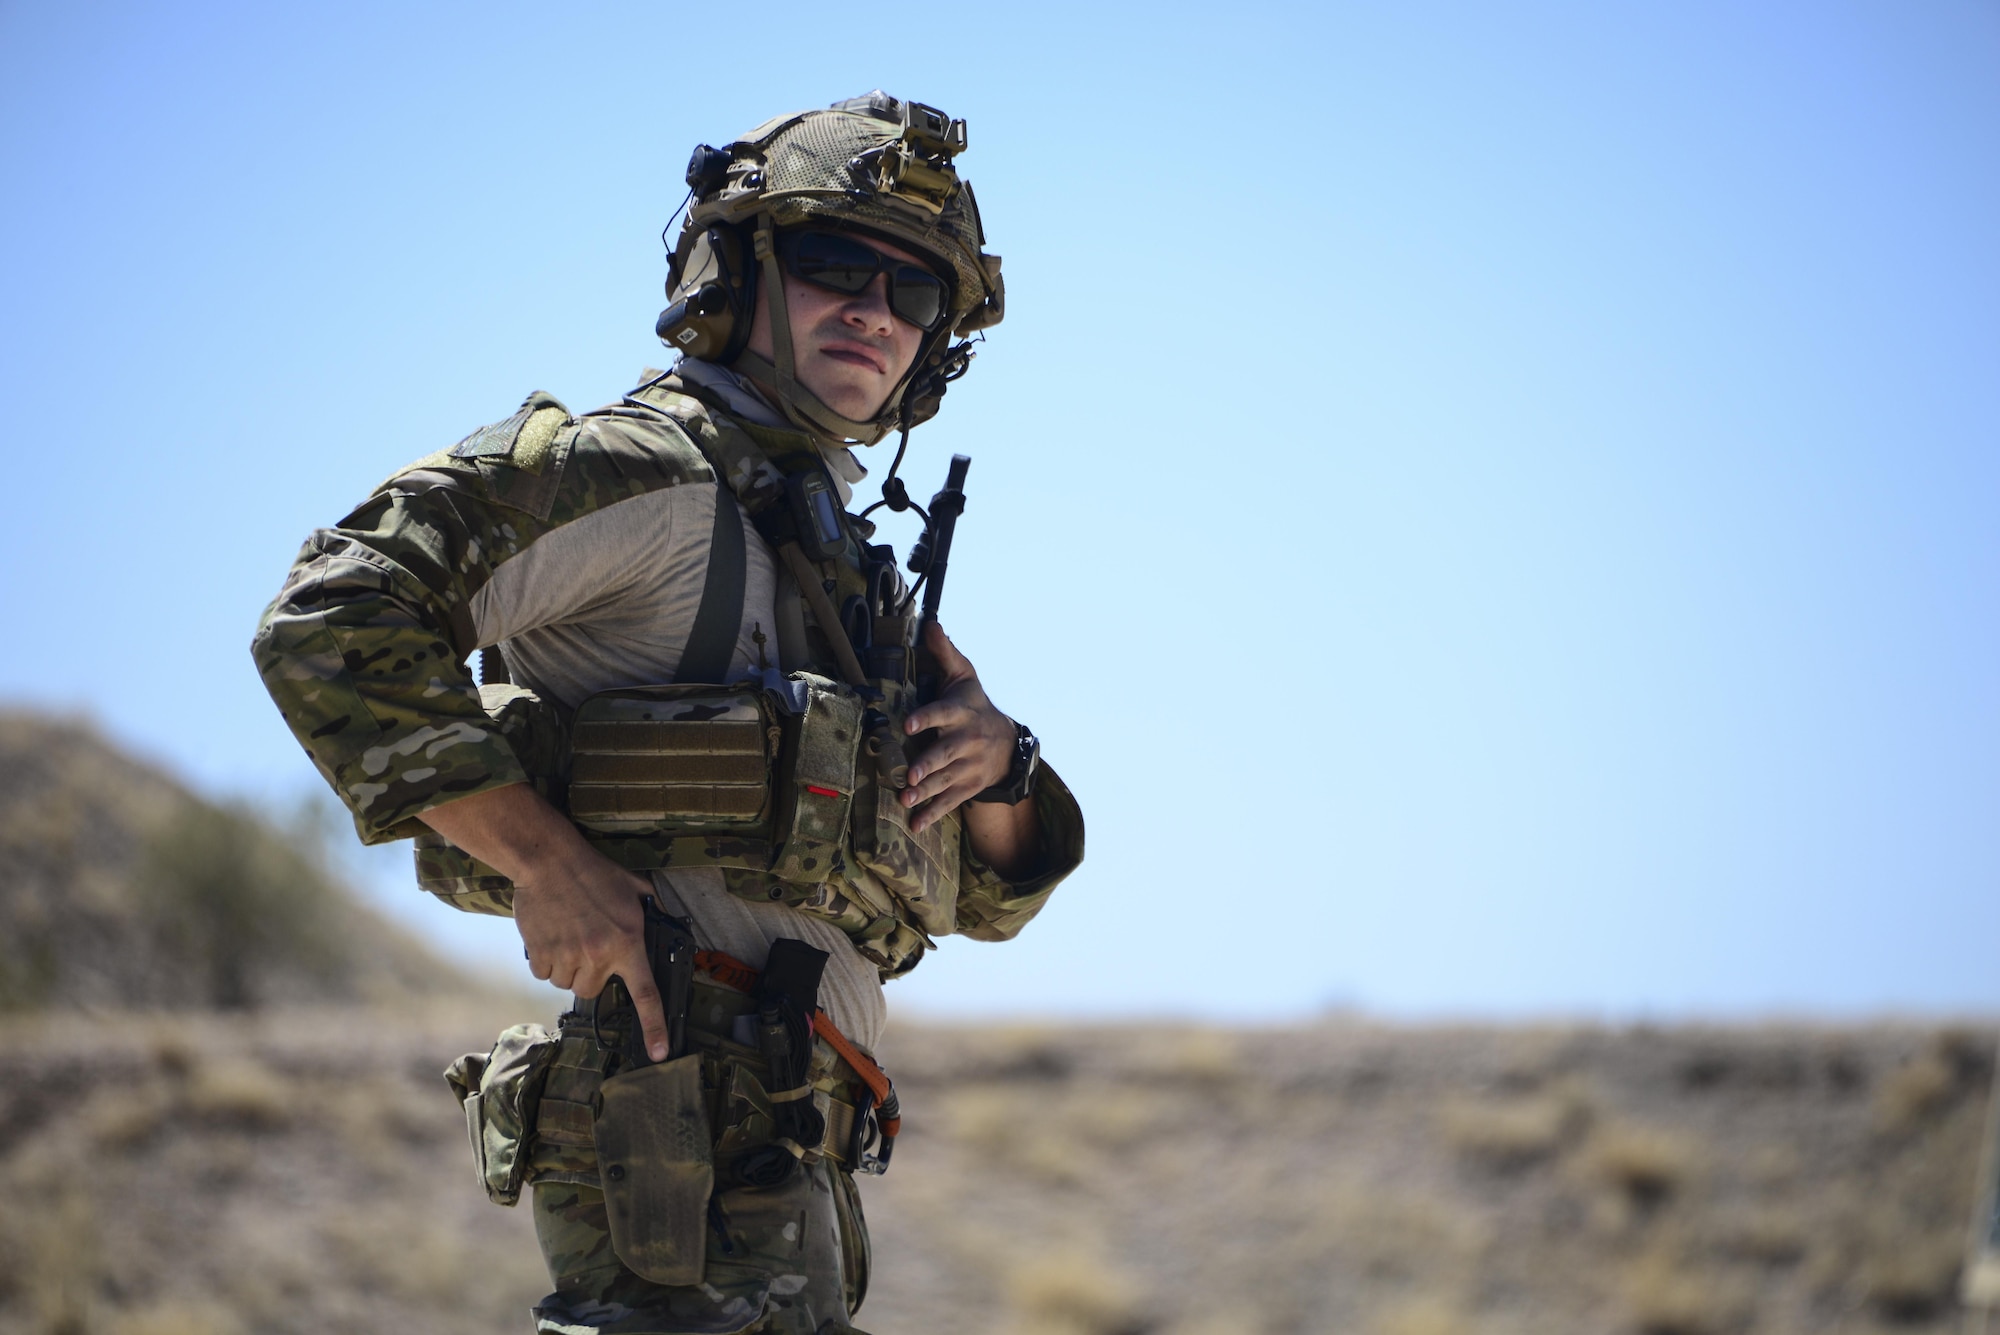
[{"xmin": 451, "ymin": 391, "xmax": 572, "ymax": 473}]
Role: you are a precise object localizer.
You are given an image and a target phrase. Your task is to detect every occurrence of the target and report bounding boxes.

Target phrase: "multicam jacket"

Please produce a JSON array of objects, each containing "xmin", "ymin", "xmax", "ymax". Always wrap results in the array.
[{"xmin": 251, "ymin": 364, "xmax": 1084, "ymax": 1031}]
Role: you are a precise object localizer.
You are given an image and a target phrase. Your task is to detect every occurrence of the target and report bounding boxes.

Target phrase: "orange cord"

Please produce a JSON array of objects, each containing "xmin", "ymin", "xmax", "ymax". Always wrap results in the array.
[{"xmin": 695, "ymin": 947, "xmax": 898, "ymax": 1132}]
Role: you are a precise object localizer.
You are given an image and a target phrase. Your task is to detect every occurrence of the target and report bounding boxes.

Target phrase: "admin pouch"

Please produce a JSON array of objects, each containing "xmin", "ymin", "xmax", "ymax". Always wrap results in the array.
[
  {"xmin": 593, "ymin": 1054, "xmax": 714, "ymax": 1286},
  {"xmin": 444, "ymin": 1023, "xmax": 561, "ymax": 1207},
  {"xmin": 569, "ymin": 679, "xmax": 860, "ymax": 890}
]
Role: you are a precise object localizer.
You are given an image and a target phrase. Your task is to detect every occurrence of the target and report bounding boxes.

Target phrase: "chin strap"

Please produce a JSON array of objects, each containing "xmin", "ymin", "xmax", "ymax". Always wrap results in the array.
[{"xmin": 751, "ymin": 222, "xmax": 803, "ymax": 413}]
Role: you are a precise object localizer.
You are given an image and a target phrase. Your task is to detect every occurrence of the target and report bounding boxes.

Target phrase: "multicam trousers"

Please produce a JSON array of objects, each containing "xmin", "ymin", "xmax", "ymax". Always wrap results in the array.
[{"xmin": 516, "ymin": 978, "xmax": 874, "ymax": 1335}]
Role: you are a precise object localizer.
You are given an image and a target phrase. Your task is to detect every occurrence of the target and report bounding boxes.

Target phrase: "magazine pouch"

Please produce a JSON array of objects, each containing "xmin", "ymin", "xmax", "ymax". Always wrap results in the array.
[
  {"xmin": 593, "ymin": 1054, "xmax": 714, "ymax": 1286},
  {"xmin": 766, "ymin": 674, "xmax": 863, "ymax": 884}
]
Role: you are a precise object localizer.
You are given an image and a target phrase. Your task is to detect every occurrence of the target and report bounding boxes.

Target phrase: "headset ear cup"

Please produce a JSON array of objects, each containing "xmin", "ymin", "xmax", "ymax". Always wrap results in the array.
[{"xmin": 658, "ymin": 225, "xmax": 757, "ymax": 362}]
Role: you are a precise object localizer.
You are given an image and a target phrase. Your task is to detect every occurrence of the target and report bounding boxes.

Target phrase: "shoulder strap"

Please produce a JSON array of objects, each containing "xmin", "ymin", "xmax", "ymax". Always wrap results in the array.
[
  {"xmin": 675, "ymin": 483, "xmax": 746, "ymax": 683},
  {"xmin": 625, "ymin": 376, "xmax": 862, "ymax": 686}
]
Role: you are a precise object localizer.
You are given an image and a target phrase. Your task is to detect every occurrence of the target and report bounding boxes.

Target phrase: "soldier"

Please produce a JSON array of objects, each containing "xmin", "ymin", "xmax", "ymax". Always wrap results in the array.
[{"xmin": 252, "ymin": 92, "xmax": 1084, "ymax": 1334}]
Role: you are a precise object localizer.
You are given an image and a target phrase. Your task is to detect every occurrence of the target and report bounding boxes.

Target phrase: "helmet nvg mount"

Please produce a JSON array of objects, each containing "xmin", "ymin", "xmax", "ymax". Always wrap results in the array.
[{"xmin": 657, "ymin": 91, "xmax": 1004, "ymax": 446}]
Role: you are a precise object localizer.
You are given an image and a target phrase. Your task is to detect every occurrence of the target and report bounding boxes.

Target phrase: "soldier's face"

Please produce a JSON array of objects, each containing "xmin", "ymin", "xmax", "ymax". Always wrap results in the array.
[{"xmin": 747, "ymin": 233, "xmax": 933, "ymax": 421}]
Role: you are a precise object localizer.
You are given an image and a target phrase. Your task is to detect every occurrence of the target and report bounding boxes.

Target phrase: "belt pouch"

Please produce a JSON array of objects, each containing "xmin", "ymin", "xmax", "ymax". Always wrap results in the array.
[
  {"xmin": 445, "ymin": 1023, "xmax": 560, "ymax": 1207},
  {"xmin": 593, "ymin": 1054, "xmax": 714, "ymax": 1285}
]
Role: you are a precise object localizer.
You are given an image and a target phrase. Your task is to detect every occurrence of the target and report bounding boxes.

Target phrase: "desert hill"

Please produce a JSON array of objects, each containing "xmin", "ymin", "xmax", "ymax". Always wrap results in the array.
[
  {"xmin": 1, "ymin": 1008, "xmax": 1990, "ymax": 1335},
  {"xmin": 0, "ymin": 710, "xmax": 456, "ymax": 1010},
  {"xmin": 0, "ymin": 710, "xmax": 1992, "ymax": 1335}
]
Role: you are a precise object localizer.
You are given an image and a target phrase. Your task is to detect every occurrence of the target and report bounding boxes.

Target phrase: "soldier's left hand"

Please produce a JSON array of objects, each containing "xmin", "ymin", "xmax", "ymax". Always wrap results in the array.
[{"xmin": 901, "ymin": 622, "xmax": 1015, "ymax": 832}]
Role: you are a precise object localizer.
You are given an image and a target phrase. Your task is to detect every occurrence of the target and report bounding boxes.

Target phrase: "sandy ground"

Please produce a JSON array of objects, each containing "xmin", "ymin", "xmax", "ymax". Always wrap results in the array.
[{"xmin": 0, "ymin": 1005, "xmax": 1990, "ymax": 1335}]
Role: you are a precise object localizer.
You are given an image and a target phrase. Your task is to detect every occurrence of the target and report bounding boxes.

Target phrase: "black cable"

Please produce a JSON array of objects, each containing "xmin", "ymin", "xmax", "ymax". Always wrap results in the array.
[
  {"xmin": 899, "ymin": 566, "xmax": 930, "ymax": 618},
  {"xmin": 659, "ymin": 186, "xmax": 694, "ymax": 256},
  {"xmin": 857, "ymin": 407, "xmax": 917, "ymax": 521}
]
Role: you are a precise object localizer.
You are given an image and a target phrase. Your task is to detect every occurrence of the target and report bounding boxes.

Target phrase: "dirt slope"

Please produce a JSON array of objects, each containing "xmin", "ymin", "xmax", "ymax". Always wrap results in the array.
[
  {"xmin": 867, "ymin": 1021, "xmax": 1994, "ymax": 1335},
  {"xmin": 0, "ymin": 710, "xmax": 455, "ymax": 1010},
  {"xmin": 0, "ymin": 1009, "xmax": 1989, "ymax": 1335},
  {"xmin": 0, "ymin": 712, "xmax": 1990, "ymax": 1334}
]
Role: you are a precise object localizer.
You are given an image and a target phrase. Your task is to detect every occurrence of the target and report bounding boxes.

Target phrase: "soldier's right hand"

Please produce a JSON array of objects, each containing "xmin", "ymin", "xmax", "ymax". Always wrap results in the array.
[
  {"xmin": 415, "ymin": 782, "xmax": 671, "ymax": 1062},
  {"xmin": 514, "ymin": 854, "xmax": 671, "ymax": 1063}
]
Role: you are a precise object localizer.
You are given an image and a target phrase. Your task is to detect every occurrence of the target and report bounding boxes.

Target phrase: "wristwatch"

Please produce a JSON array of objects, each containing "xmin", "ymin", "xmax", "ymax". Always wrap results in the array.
[{"xmin": 970, "ymin": 720, "xmax": 1040, "ymax": 805}]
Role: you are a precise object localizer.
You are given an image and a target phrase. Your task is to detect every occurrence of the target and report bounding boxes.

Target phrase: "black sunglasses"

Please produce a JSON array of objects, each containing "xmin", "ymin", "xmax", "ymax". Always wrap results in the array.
[{"xmin": 778, "ymin": 230, "xmax": 951, "ymax": 333}]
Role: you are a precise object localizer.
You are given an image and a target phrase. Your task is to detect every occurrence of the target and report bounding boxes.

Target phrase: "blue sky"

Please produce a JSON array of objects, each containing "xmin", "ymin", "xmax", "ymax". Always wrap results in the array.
[{"xmin": 2, "ymin": 1, "xmax": 1994, "ymax": 1021}]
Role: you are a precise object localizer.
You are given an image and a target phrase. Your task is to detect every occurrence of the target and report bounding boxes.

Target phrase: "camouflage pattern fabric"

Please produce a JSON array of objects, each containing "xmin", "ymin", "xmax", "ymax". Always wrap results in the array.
[
  {"xmin": 522, "ymin": 987, "xmax": 872, "ymax": 1334},
  {"xmin": 251, "ymin": 374, "xmax": 1085, "ymax": 977},
  {"xmin": 532, "ymin": 1170, "xmax": 865, "ymax": 1335},
  {"xmin": 250, "ymin": 388, "xmax": 719, "ymax": 844}
]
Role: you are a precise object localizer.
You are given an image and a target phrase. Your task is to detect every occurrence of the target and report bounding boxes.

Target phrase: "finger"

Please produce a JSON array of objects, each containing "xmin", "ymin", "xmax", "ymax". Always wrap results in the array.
[
  {"xmin": 909, "ymin": 780, "xmax": 977, "ymax": 832},
  {"xmin": 906, "ymin": 699, "xmax": 975, "ymax": 737},
  {"xmin": 908, "ymin": 751, "xmax": 968, "ymax": 803},
  {"xmin": 622, "ymin": 955, "xmax": 670, "ymax": 1063},
  {"xmin": 902, "ymin": 754, "xmax": 975, "ymax": 806},
  {"xmin": 907, "ymin": 730, "xmax": 975, "ymax": 787},
  {"xmin": 924, "ymin": 620, "xmax": 973, "ymax": 676}
]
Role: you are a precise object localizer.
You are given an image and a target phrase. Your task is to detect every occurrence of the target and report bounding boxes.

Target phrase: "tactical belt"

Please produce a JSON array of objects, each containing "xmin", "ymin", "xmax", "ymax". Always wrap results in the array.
[{"xmin": 569, "ymin": 961, "xmax": 898, "ymax": 1174}]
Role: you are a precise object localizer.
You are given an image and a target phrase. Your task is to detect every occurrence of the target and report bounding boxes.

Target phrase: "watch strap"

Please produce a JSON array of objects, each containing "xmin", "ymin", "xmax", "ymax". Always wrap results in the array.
[{"xmin": 970, "ymin": 721, "xmax": 1038, "ymax": 805}]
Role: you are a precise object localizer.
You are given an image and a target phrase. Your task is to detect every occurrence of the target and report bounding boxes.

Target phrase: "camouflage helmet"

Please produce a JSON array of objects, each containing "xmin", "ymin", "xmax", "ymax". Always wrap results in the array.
[{"xmin": 659, "ymin": 91, "xmax": 1003, "ymax": 445}]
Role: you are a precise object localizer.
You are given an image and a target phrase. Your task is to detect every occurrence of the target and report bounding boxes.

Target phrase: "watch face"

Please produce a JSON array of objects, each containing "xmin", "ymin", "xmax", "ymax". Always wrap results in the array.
[{"xmin": 1012, "ymin": 724, "xmax": 1039, "ymax": 798}]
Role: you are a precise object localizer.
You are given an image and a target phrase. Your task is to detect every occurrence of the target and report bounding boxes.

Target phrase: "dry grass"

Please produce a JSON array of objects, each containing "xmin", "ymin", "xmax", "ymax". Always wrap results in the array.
[
  {"xmin": 1369, "ymin": 1298, "xmax": 1472, "ymax": 1335},
  {"xmin": 109, "ymin": 1305, "xmax": 247, "ymax": 1335},
  {"xmin": 1142, "ymin": 1030, "xmax": 1239, "ymax": 1084},
  {"xmin": 865, "ymin": 1021, "xmax": 1997, "ymax": 1334},
  {"xmin": 184, "ymin": 1056, "xmax": 292, "ymax": 1128},
  {"xmin": 1858, "ymin": 1231, "xmax": 1964, "ymax": 1322},
  {"xmin": 1004, "ymin": 1254, "xmax": 1147, "ymax": 1335},
  {"xmin": 87, "ymin": 1084, "xmax": 181, "ymax": 1150},
  {"xmin": 1585, "ymin": 1121, "xmax": 1702, "ymax": 1210},
  {"xmin": 943, "ymin": 1085, "xmax": 1092, "ymax": 1186},
  {"xmin": 81, "ymin": 1050, "xmax": 292, "ymax": 1153},
  {"xmin": 1623, "ymin": 1251, "xmax": 1748, "ymax": 1335},
  {"xmin": 1440, "ymin": 1080, "xmax": 1592, "ymax": 1169},
  {"xmin": 22, "ymin": 1187, "xmax": 99, "ymax": 1335},
  {"xmin": 1875, "ymin": 1029, "xmax": 1992, "ymax": 1135},
  {"xmin": 0, "ymin": 1006, "xmax": 549, "ymax": 1335},
  {"xmin": 0, "ymin": 711, "xmax": 463, "ymax": 1013},
  {"xmin": 1712, "ymin": 1205, "xmax": 1808, "ymax": 1266},
  {"xmin": 322, "ymin": 1210, "xmax": 475, "ymax": 1303},
  {"xmin": 0, "ymin": 1006, "xmax": 1992, "ymax": 1335},
  {"xmin": 1875, "ymin": 1051, "xmax": 1961, "ymax": 1134}
]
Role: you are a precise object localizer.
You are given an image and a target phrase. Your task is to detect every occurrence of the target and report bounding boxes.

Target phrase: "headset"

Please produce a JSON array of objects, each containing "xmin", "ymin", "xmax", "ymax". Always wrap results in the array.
[{"xmin": 655, "ymin": 221, "xmax": 757, "ymax": 364}]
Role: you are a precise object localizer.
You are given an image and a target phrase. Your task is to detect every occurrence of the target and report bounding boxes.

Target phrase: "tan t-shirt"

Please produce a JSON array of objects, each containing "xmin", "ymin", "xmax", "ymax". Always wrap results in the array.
[{"xmin": 466, "ymin": 362, "xmax": 887, "ymax": 1053}]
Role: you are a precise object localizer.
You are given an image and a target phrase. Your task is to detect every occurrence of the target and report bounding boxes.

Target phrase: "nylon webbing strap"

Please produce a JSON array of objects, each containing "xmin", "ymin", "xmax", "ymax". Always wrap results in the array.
[
  {"xmin": 676, "ymin": 484, "xmax": 746, "ymax": 683},
  {"xmin": 753, "ymin": 222, "xmax": 800, "ymax": 408}
]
